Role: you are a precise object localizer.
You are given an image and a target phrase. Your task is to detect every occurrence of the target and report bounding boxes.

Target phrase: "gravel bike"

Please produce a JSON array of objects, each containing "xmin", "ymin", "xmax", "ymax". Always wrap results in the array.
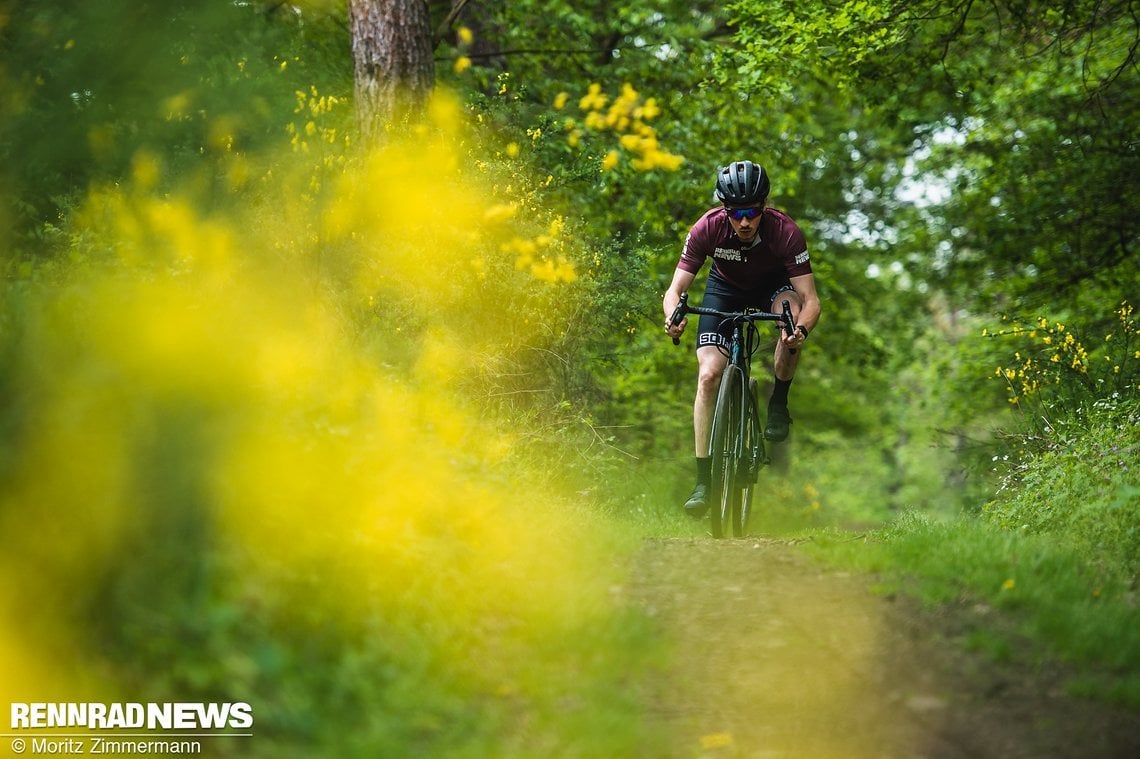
[{"xmin": 669, "ymin": 292, "xmax": 795, "ymax": 538}]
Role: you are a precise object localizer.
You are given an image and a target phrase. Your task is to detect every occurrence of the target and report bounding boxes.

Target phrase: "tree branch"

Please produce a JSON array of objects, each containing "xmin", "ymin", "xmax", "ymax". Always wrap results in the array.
[{"xmin": 433, "ymin": 0, "xmax": 471, "ymax": 45}]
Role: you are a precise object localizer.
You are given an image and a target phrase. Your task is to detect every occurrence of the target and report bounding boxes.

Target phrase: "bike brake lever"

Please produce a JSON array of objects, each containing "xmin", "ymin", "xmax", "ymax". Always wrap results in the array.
[
  {"xmin": 781, "ymin": 300, "xmax": 797, "ymax": 355},
  {"xmin": 668, "ymin": 293, "xmax": 688, "ymax": 346}
]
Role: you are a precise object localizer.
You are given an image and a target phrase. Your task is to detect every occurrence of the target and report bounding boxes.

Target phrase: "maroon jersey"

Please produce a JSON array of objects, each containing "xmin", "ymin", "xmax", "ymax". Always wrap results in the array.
[{"xmin": 677, "ymin": 207, "xmax": 810, "ymax": 289}]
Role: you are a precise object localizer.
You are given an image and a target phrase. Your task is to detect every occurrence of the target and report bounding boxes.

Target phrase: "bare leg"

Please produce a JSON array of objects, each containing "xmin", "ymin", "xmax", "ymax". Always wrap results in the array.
[{"xmin": 694, "ymin": 345, "xmax": 728, "ymax": 456}]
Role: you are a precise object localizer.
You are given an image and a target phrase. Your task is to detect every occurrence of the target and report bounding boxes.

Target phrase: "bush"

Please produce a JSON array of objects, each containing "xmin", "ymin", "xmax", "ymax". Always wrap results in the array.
[
  {"xmin": 985, "ymin": 397, "xmax": 1139, "ymax": 575},
  {"xmin": 979, "ymin": 300, "xmax": 1138, "ymax": 575}
]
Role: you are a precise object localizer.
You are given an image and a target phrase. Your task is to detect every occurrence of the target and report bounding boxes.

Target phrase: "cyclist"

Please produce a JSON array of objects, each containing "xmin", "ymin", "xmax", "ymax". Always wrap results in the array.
[{"xmin": 663, "ymin": 160, "xmax": 820, "ymax": 516}]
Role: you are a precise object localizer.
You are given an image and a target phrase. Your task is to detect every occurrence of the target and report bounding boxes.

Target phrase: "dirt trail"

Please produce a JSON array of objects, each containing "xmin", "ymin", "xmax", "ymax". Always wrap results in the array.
[{"xmin": 625, "ymin": 537, "xmax": 1140, "ymax": 759}]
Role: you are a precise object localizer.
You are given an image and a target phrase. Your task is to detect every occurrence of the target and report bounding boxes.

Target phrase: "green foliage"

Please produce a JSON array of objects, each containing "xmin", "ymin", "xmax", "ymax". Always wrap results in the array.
[
  {"xmin": 722, "ymin": 0, "xmax": 1139, "ymax": 306},
  {"xmin": 985, "ymin": 397, "xmax": 1139, "ymax": 575},
  {"xmin": 986, "ymin": 301, "xmax": 1139, "ymax": 409},
  {"xmin": 978, "ymin": 300, "xmax": 1138, "ymax": 572},
  {"xmin": 719, "ymin": 0, "xmax": 909, "ymax": 97},
  {"xmin": 0, "ymin": 22, "xmax": 668, "ymax": 750},
  {"xmin": 0, "ymin": 184, "xmax": 666, "ymax": 759},
  {"xmin": 4, "ymin": 0, "xmax": 1139, "ymax": 746},
  {"xmin": 810, "ymin": 513, "xmax": 1140, "ymax": 708},
  {"xmin": 0, "ymin": 0, "xmax": 348, "ymax": 256}
]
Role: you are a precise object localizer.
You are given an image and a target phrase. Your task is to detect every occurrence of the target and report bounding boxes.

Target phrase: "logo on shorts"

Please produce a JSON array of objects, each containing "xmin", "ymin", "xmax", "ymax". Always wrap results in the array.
[{"xmin": 698, "ymin": 333, "xmax": 728, "ymax": 348}]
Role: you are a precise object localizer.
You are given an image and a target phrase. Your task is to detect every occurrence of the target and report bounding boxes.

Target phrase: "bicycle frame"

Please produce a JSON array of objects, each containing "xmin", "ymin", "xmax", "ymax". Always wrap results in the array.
[{"xmin": 669, "ymin": 292, "xmax": 795, "ymax": 537}]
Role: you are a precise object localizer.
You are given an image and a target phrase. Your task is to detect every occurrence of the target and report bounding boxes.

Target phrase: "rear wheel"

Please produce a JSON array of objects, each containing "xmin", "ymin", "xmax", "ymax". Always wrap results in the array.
[{"xmin": 708, "ymin": 368, "xmax": 742, "ymax": 539}]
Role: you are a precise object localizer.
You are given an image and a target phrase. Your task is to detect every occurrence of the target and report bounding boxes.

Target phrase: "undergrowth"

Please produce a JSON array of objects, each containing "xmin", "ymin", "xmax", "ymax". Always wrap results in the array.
[
  {"xmin": 985, "ymin": 397, "xmax": 1138, "ymax": 575},
  {"xmin": 802, "ymin": 298, "xmax": 1139, "ymax": 709}
]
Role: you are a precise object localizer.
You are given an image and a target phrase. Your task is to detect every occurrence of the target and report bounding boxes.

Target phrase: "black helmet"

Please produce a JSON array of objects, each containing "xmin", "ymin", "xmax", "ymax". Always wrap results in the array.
[{"xmin": 715, "ymin": 160, "xmax": 769, "ymax": 206}]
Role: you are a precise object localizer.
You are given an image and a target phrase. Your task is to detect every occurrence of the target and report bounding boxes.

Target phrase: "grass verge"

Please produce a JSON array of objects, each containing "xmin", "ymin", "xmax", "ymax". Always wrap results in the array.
[{"xmin": 806, "ymin": 514, "xmax": 1140, "ymax": 709}]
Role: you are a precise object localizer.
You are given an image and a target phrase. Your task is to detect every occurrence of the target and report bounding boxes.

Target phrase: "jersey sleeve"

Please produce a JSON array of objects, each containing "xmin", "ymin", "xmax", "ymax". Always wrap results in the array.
[
  {"xmin": 784, "ymin": 224, "xmax": 812, "ymax": 278},
  {"xmin": 677, "ymin": 214, "xmax": 713, "ymax": 275}
]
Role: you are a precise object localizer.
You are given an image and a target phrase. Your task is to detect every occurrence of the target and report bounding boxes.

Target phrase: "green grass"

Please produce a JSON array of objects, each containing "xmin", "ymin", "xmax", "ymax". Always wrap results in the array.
[
  {"xmin": 806, "ymin": 513, "xmax": 1140, "ymax": 709},
  {"xmin": 797, "ymin": 397, "xmax": 1140, "ymax": 709},
  {"xmin": 984, "ymin": 398, "xmax": 1139, "ymax": 574}
]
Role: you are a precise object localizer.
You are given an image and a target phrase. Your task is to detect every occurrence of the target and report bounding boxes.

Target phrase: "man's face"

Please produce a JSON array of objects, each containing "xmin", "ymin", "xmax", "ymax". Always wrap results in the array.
[{"xmin": 725, "ymin": 204, "xmax": 763, "ymax": 243}]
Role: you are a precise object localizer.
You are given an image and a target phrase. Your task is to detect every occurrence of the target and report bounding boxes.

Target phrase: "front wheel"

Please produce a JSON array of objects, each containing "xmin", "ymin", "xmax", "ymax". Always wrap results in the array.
[
  {"xmin": 708, "ymin": 367, "xmax": 743, "ymax": 539},
  {"xmin": 737, "ymin": 378, "xmax": 763, "ymax": 537}
]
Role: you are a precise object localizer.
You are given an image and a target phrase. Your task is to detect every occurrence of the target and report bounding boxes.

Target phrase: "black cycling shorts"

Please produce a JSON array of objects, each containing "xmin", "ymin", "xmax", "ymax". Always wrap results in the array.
[{"xmin": 696, "ymin": 273, "xmax": 795, "ymax": 350}]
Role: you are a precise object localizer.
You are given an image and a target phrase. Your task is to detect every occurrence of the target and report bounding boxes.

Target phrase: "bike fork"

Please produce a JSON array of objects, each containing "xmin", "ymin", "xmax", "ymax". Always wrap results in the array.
[{"xmin": 744, "ymin": 379, "xmax": 766, "ymax": 483}]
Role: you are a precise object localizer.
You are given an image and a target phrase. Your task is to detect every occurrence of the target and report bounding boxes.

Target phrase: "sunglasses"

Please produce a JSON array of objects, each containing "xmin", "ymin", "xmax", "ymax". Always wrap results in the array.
[{"xmin": 725, "ymin": 206, "xmax": 763, "ymax": 221}]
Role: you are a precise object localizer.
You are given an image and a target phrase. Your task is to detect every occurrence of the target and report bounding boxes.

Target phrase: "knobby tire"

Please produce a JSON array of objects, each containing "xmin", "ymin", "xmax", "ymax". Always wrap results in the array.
[
  {"xmin": 709, "ymin": 367, "xmax": 743, "ymax": 539},
  {"xmin": 738, "ymin": 378, "xmax": 762, "ymax": 537}
]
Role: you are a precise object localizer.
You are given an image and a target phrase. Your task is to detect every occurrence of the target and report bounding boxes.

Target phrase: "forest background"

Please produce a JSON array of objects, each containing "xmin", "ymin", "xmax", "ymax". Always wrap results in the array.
[{"xmin": 0, "ymin": 1, "xmax": 1136, "ymax": 755}]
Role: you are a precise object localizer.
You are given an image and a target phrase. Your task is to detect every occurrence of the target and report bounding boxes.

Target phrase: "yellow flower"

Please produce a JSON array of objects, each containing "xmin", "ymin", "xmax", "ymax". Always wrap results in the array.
[
  {"xmin": 620, "ymin": 134, "xmax": 643, "ymax": 151},
  {"xmin": 131, "ymin": 150, "xmax": 161, "ymax": 189},
  {"xmin": 638, "ymin": 97, "xmax": 661, "ymax": 120},
  {"xmin": 700, "ymin": 733, "xmax": 734, "ymax": 749},
  {"xmin": 454, "ymin": 56, "xmax": 472, "ymax": 73},
  {"xmin": 483, "ymin": 203, "xmax": 518, "ymax": 222},
  {"xmin": 633, "ymin": 149, "xmax": 684, "ymax": 171},
  {"xmin": 553, "ymin": 92, "xmax": 569, "ymax": 110},
  {"xmin": 601, "ymin": 150, "xmax": 619, "ymax": 171},
  {"xmin": 583, "ymin": 111, "xmax": 607, "ymax": 130},
  {"xmin": 457, "ymin": 26, "xmax": 474, "ymax": 44},
  {"xmin": 578, "ymin": 83, "xmax": 607, "ymax": 111},
  {"xmin": 1002, "ymin": 578, "xmax": 1016, "ymax": 591},
  {"xmin": 528, "ymin": 256, "xmax": 577, "ymax": 284}
]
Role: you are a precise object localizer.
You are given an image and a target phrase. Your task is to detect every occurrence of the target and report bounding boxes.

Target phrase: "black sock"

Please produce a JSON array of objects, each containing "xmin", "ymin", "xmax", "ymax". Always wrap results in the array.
[
  {"xmin": 770, "ymin": 377, "xmax": 792, "ymax": 408},
  {"xmin": 695, "ymin": 456, "xmax": 712, "ymax": 486}
]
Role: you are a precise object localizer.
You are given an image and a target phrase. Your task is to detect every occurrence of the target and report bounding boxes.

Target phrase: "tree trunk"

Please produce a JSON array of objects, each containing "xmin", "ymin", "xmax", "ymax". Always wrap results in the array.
[{"xmin": 348, "ymin": 0, "xmax": 435, "ymax": 144}]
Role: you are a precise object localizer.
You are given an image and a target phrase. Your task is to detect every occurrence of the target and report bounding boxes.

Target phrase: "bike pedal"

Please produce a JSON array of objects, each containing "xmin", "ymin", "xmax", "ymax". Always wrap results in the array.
[{"xmin": 750, "ymin": 453, "xmax": 771, "ymax": 482}]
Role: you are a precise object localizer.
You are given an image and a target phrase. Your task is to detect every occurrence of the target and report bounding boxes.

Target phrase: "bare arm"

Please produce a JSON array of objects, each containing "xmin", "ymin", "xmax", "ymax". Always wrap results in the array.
[
  {"xmin": 663, "ymin": 267, "xmax": 697, "ymax": 338},
  {"xmin": 774, "ymin": 272, "xmax": 821, "ymax": 351},
  {"xmin": 790, "ymin": 272, "xmax": 821, "ymax": 333}
]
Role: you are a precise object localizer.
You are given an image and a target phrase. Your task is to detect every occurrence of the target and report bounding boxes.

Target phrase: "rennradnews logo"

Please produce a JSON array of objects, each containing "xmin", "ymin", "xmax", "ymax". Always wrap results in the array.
[{"xmin": 10, "ymin": 702, "xmax": 253, "ymax": 730}]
